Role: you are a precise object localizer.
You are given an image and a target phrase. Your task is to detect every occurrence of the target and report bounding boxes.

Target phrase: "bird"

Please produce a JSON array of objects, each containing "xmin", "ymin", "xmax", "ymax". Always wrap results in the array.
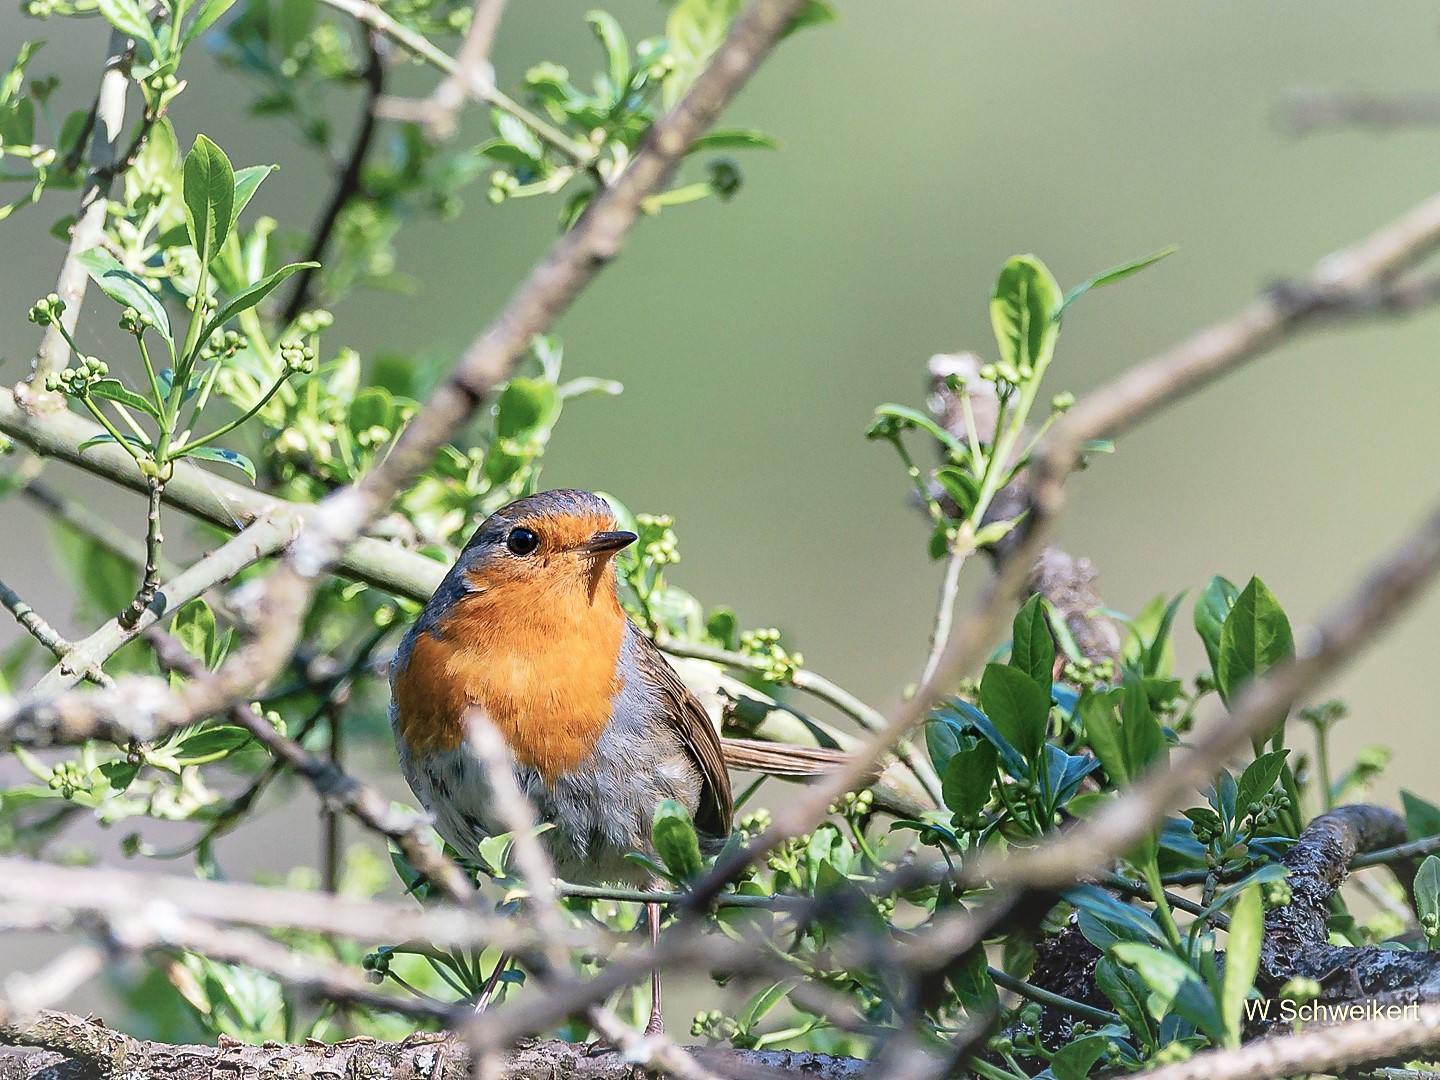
[{"xmin": 388, "ymin": 488, "xmax": 845, "ymax": 1033}]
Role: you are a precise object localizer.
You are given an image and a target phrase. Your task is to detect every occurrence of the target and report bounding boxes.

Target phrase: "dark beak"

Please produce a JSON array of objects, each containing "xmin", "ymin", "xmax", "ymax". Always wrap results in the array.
[{"xmin": 581, "ymin": 530, "xmax": 637, "ymax": 555}]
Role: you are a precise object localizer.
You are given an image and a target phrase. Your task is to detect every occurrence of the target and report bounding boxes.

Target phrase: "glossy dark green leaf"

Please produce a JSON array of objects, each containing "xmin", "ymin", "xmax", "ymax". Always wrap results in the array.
[
  {"xmin": 942, "ymin": 740, "xmax": 996, "ymax": 821},
  {"xmin": 182, "ymin": 445, "xmax": 256, "ymax": 482},
  {"xmin": 991, "ymin": 254, "xmax": 1062, "ymax": 378},
  {"xmin": 1237, "ymin": 750, "xmax": 1289, "ymax": 815},
  {"xmin": 182, "ymin": 135, "xmax": 235, "ymax": 266},
  {"xmin": 652, "ymin": 799, "xmax": 703, "ymax": 881},
  {"xmin": 1121, "ymin": 675, "xmax": 1166, "ymax": 775},
  {"xmin": 1010, "ymin": 593, "xmax": 1055, "ymax": 691},
  {"xmin": 76, "ymin": 248, "xmax": 173, "ymax": 345},
  {"xmin": 1050, "ymin": 1034, "xmax": 1111, "ymax": 1080},
  {"xmin": 925, "ymin": 716, "xmax": 964, "ymax": 775},
  {"xmin": 946, "ymin": 947, "xmax": 998, "ymax": 1015},
  {"xmin": 978, "ymin": 662, "xmax": 1050, "ymax": 763},
  {"xmin": 1080, "ymin": 688, "xmax": 1127, "ymax": 784},
  {"xmin": 88, "ymin": 378, "xmax": 160, "ymax": 421},
  {"xmin": 1216, "ymin": 577, "xmax": 1294, "ymax": 705}
]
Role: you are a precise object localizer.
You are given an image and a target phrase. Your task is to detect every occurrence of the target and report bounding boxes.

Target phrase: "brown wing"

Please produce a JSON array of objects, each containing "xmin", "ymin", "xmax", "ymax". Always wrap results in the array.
[
  {"xmin": 719, "ymin": 737, "xmax": 854, "ymax": 777},
  {"xmin": 628, "ymin": 624, "xmax": 733, "ymax": 839}
]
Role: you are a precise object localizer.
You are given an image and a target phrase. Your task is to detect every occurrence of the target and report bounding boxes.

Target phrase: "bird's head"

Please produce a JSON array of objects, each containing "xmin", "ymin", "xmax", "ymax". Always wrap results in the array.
[{"xmin": 450, "ymin": 489, "xmax": 637, "ymax": 611}]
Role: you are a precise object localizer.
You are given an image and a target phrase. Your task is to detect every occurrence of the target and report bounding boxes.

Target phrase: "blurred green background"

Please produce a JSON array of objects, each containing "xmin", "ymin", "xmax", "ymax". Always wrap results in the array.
[{"xmin": 4, "ymin": 0, "xmax": 1440, "ymax": 856}]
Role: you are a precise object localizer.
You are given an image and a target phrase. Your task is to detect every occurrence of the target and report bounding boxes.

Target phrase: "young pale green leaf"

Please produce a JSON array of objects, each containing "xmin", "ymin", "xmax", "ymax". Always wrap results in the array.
[
  {"xmin": 557, "ymin": 377, "xmax": 624, "ymax": 400},
  {"xmin": 652, "ymin": 799, "xmax": 704, "ymax": 881},
  {"xmin": 1417, "ymin": 856, "xmax": 1440, "ymax": 948},
  {"xmin": 230, "ymin": 164, "xmax": 276, "ymax": 228},
  {"xmin": 978, "ymin": 662, "xmax": 1051, "ymax": 763},
  {"xmin": 1010, "ymin": 594, "xmax": 1055, "ymax": 691},
  {"xmin": 689, "ymin": 129, "xmax": 781, "ymax": 153},
  {"xmin": 1221, "ymin": 884, "xmax": 1263, "ymax": 1047},
  {"xmin": 197, "ymin": 261, "xmax": 316, "ymax": 344},
  {"xmin": 182, "ymin": 445, "xmax": 256, "ymax": 482},
  {"xmin": 182, "ymin": 0, "xmax": 239, "ymax": 45},
  {"xmin": 495, "ymin": 377, "xmax": 560, "ymax": 441},
  {"xmin": 1056, "ymin": 245, "xmax": 1177, "ymax": 319},
  {"xmin": 991, "ymin": 254, "xmax": 1062, "ymax": 381},
  {"xmin": 172, "ymin": 599, "xmax": 219, "ymax": 666},
  {"xmin": 1, "ymin": 42, "xmax": 43, "ymax": 105},
  {"xmin": 1216, "ymin": 577, "xmax": 1295, "ymax": 705},
  {"xmin": 76, "ymin": 248, "xmax": 173, "ymax": 345},
  {"xmin": 1195, "ymin": 574, "xmax": 1239, "ymax": 677},
  {"xmin": 96, "ymin": 0, "xmax": 161, "ymax": 54},
  {"xmin": 182, "ymin": 135, "xmax": 235, "ymax": 266},
  {"xmin": 781, "ymin": 0, "xmax": 837, "ymax": 38},
  {"xmin": 865, "ymin": 403, "xmax": 965, "ymax": 454},
  {"xmin": 88, "ymin": 378, "xmax": 161, "ymax": 421},
  {"xmin": 586, "ymin": 10, "xmax": 630, "ymax": 97}
]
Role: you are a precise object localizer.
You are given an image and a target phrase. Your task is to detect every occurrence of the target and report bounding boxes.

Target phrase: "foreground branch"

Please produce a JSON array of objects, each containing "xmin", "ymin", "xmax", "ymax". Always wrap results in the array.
[{"xmin": 0, "ymin": 1013, "xmax": 866, "ymax": 1080}]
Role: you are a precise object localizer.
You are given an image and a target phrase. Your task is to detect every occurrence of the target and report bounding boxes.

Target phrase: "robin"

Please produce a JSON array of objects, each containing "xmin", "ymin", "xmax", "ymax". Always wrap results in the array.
[{"xmin": 389, "ymin": 488, "xmax": 843, "ymax": 1033}]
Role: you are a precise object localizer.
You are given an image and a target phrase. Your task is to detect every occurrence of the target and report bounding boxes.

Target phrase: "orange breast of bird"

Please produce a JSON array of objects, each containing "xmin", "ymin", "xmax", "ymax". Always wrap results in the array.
[{"xmin": 391, "ymin": 562, "xmax": 628, "ymax": 786}]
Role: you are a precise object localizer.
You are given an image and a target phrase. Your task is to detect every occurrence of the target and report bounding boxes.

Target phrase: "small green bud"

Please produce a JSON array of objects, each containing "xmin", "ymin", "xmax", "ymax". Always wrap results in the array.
[{"xmin": 1050, "ymin": 391, "xmax": 1075, "ymax": 412}]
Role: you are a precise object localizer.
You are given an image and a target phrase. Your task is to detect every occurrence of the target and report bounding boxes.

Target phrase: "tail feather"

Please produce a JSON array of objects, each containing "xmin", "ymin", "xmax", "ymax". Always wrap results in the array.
[{"xmin": 720, "ymin": 736, "xmax": 851, "ymax": 777}]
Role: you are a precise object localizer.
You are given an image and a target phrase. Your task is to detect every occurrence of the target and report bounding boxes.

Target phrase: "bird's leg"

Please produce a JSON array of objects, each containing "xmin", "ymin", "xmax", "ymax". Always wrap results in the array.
[
  {"xmin": 645, "ymin": 901, "xmax": 664, "ymax": 1036},
  {"xmin": 473, "ymin": 951, "xmax": 513, "ymax": 1013}
]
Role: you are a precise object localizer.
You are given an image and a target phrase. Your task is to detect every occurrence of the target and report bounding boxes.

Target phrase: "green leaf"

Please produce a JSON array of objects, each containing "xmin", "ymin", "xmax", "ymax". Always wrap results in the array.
[
  {"xmin": 96, "ymin": 0, "xmax": 162, "ymax": 54},
  {"xmin": 1110, "ymin": 942, "xmax": 1220, "ymax": 1037},
  {"xmin": 978, "ymin": 662, "xmax": 1051, "ymax": 763},
  {"xmin": 1121, "ymin": 675, "xmax": 1166, "ymax": 776},
  {"xmin": 1057, "ymin": 245, "xmax": 1177, "ymax": 318},
  {"xmin": 1, "ymin": 42, "xmax": 43, "ymax": 105},
  {"xmin": 76, "ymin": 248, "xmax": 173, "ymax": 345},
  {"xmin": 781, "ymin": 0, "xmax": 838, "ymax": 38},
  {"xmin": 689, "ymin": 129, "xmax": 781, "ymax": 153},
  {"xmin": 1195, "ymin": 574, "xmax": 1239, "ymax": 677},
  {"xmin": 652, "ymin": 800, "xmax": 704, "ymax": 881},
  {"xmin": 182, "ymin": 135, "xmax": 235, "ymax": 267},
  {"xmin": 89, "ymin": 378, "xmax": 161, "ymax": 421},
  {"xmin": 230, "ymin": 164, "xmax": 276, "ymax": 228},
  {"xmin": 271, "ymin": 0, "xmax": 316, "ymax": 57},
  {"xmin": 198, "ymin": 261, "xmax": 316, "ymax": 343},
  {"xmin": 865, "ymin": 403, "xmax": 964, "ymax": 454},
  {"xmin": 1403, "ymin": 790, "xmax": 1440, "ymax": 842},
  {"xmin": 52, "ymin": 522, "xmax": 134, "ymax": 618},
  {"xmin": 1080, "ymin": 688, "xmax": 1127, "ymax": 785},
  {"xmin": 495, "ymin": 377, "xmax": 560, "ymax": 441},
  {"xmin": 925, "ymin": 717, "xmax": 963, "ymax": 776},
  {"xmin": 991, "ymin": 254, "xmax": 1062, "ymax": 381},
  {"xmin": 1216, "ymin": 577, "xmax": 1294, "ymax": 706},
  {"xmin": 1417, "ymin": 856, "xmax": 1440, "ymax": 949},
  {"xmin": 586, "ymin": 10, "xmax": 630, "ymax": 97},
  {"xmin": 942, "ymin": 741, "xmax": 996, "ymax": 822},
  {"xmin": 1010, "ymin": 594, "xmax": 1054, "ymax": 691},
  {"xmin": 1050, "ymin": 1034, "xmax": 1110, "ymax": 1080},
  {"xmin": 1237, "ymin": 750, "xmax": 1290, "ymax": 815},
  {"xmin": 174, "ymin": 725, "xmax": 251, "ymax": 763},
  {"xmin": 182, "ymin": 0, "xmax": 239, "ymax": 45},
  {"xmin": 182, "ymin": 445, "xmax": 256, "ymax": 482},
  {"xmin": 934, "ymin": 465, "xmax": 980, "ymax": 518},
  {"xmin": 172, "ymin": 599, "xmax": 218, "ymax": 666},
  {"xmin": 1221, "ymin": 885, "xmax": 1263, "ymax": 1047}
]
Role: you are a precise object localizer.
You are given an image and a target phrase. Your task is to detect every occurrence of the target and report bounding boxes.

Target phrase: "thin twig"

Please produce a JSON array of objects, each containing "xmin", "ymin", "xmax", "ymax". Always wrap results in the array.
[
  {"xmin": 375, "ymin": 0, "xmax": 507, "ymax": 139},
  {"xmin": 119, "ymin": 476, "xmax": 165, "ymax": 629},
  {"xmin": 21, "ymin": 512, "xmax": 303, "ymax": 704},
  {"xmin": 280, "ymin": 32, "xmax": 386, "ymax": 325},
  {"xmin": 0, "ymin": 577, "xmax": 112, "ymax": 688},
  {"xmin": 29, "ymin": 32, "xmax": 132, "ymax": 385},
  {"xmin": 316, "ymin": 0, "xmax": 594, "ymax": 166}
]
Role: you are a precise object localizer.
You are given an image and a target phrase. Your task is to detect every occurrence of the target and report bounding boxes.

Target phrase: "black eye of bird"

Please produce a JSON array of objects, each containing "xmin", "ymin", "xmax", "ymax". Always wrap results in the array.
[{"xmin": 506, "ymin": 527, "xmax": 539, "ymax": 556}]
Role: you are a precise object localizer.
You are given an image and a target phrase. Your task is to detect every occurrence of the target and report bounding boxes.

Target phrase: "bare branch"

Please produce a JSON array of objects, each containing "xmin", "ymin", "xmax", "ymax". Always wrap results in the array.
[
  {"xmin": 0, "ymin": 577, "xmax": 112, "ymax": 688},
  {"xmin": 29, "ymin": 32, "xmax": 131, "ymax": 386},
  {"xmin": 375, "ymin": 0, "xmax": 507, "ymax": 139},
  {"xmin": 1279, "ymin": 89, "xmax": 1440, "ymax": 136}
]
